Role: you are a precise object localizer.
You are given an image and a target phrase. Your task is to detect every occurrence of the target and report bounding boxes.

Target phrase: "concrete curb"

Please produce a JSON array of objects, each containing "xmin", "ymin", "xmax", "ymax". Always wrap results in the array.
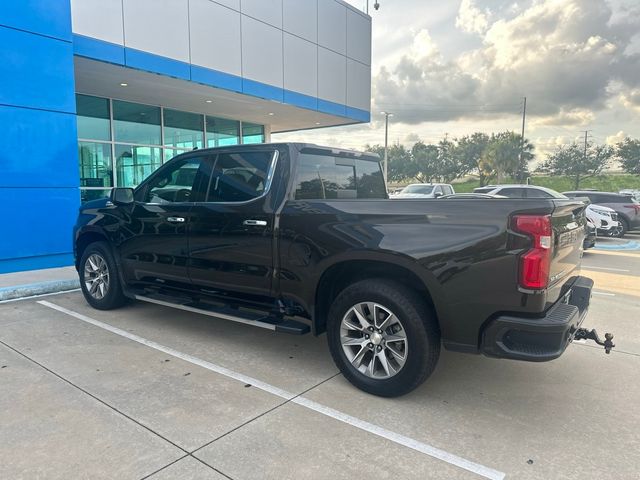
[{"xmin": 0, "ymin": 279, "xmax": 81, "ymax": 302}]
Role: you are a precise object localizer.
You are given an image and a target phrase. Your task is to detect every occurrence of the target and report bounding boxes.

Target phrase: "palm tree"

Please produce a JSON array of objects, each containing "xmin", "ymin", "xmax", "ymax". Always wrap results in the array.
[{"xmin": 482, "ymin": 132, "xmax": 534, "ymax": 183}]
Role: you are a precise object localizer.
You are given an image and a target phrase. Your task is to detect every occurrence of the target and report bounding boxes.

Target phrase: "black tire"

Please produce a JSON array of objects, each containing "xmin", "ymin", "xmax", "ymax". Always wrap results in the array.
[
  {"xmin": 327, "ymin": 279, "xmax": 440, "ymax": 397},
  {"xmin": 79, "ymin": 241, "xmax": 127, "ymax": 310},
  {"xmin": 616, "ymin": 218, "xmax": 629, "ymax": 238}
]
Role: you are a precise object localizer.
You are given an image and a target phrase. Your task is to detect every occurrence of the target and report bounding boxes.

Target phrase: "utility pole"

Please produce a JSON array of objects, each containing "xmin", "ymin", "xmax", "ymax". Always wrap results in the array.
[
  {"xmin": 381, "ymin": 111, "xmax": 393, "ymax": 189},
  {"xmin": 578, "ymin": 130, "xmax": 590, "ymax": 189},
  {"xmin": 518, "ymin": 96, "xmax": 527, "ymax": 182}
]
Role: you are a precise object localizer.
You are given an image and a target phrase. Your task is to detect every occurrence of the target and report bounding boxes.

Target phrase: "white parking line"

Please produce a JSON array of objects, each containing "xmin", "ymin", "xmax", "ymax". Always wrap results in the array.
[
  {"xmin": 582, "ymin": 266, "xmax": 630, "ymax": 272},
  {"xmin": 0, "ymin": 289, "xmax": 81, "ymax": 304},
  {"xmin": 593, "ymin": 291, "xmax": 616, "ymax": 297},
  {"xmin": 37, "ymin": 300, "xmax": 505, "ymax": 480}
]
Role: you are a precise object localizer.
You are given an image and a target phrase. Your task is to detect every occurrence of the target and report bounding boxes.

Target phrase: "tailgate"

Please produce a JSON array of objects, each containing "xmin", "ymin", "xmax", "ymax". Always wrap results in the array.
[{"xmin": 549, "ymin": 200, "xmax": 587, "ymax": 287}]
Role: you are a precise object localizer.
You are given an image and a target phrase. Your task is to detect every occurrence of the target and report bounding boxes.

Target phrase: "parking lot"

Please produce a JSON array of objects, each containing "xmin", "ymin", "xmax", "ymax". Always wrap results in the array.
[{"xmin": 1, "ymin": 233, "xmax": 639, "ymax": 480}]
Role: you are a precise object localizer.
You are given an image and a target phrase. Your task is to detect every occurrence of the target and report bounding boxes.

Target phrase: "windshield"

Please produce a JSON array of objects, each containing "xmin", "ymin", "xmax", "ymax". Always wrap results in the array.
[{"xmin": 401, "ymin": 185, "xmax": 434, "ymax": 194}]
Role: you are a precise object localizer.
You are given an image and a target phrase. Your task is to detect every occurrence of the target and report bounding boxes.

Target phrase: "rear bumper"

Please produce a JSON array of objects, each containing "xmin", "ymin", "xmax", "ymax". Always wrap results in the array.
[{"xmin": 481, "ymin": 276, "xmax": 593, "ymax": 362}]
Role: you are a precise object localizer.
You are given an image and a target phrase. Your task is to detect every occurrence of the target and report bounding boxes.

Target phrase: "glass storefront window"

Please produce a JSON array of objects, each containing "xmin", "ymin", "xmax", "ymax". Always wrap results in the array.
[
  {"xmin": 206, "ymin": 116, "xmax": 240, "ymax": 147},
  {"xmin": 75, "ymin": 95, "xmax": 270, "ymax": 200},
  {"xmin": 78, "ymin": 141, "xmax": 112, "ymax": 188},
  {"xmin": 80, "ymin": 189, "xmax": 112, "ymax": 203},
  {"xmin": 76, "ymin": 95, "xmax": 111, "ymax": 141},
  {"xmin": 242, "ymin": 122, "xmax": 265, "ymax": 144},
  {"xmin": 164, "ymin": 109, "xmax": 204, "ymax": 149},
  {"xmin": 113, "ymin": 100, "xmax": 161, "ymax": 145},
  {"xmin": 164, "ymin": 148, "xmax": 190, "ymax": 162},
  {"xmin": 115, "ymin": 144, "xmax": 162, "ymax": 187}
]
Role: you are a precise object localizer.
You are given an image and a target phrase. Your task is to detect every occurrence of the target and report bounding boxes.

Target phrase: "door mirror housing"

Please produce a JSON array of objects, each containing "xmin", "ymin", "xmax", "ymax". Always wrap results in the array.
[
  {"xmin": 434, "ymin": 191, "xmax": 443, "ymax": 198},
  {"xmin": 111, "ymin": 187, "xmax": 134, "ymax": 205}
]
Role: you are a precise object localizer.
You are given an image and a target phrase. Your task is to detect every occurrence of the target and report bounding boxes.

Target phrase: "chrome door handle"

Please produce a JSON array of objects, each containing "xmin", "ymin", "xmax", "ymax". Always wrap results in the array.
[
  {"xmin": 167, "ymin": 217, "xmax": 186, "ymax": 223},
  {"xmin": 243, "ymin": 219, "xmax": 267, "ymax": 227}
]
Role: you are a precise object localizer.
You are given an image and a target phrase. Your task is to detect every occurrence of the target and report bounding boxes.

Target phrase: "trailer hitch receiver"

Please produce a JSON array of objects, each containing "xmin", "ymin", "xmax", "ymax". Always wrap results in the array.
[{"xmin": 574, "ymin": 328, "xmax": 615, "ymax": 354}]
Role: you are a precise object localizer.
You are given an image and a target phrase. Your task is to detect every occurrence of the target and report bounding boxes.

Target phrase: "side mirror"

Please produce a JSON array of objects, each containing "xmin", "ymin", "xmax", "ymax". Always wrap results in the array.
[
  {"xmin": 434, "ymin": 191, "xmax": 443, "ymax": 198},
  {"xmin": 110, "ymin": 187, "xmax": 134, "ymax": 205}
]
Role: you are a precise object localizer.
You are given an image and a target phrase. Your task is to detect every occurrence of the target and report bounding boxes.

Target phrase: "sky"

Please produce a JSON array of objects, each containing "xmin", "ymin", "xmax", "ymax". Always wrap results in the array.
[{"xmin": 274, "ymin": 0, "xmax": 640, "ymax": 159}]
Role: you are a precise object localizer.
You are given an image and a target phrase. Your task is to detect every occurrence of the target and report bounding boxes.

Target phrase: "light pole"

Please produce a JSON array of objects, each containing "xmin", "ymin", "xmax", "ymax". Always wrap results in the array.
[
  {"xmin": 366, "ymin": 1, "xmax": 380, "ymax": 14},
  {"xmin": 381, "ymin": 111, "xmax": 393, "ymax": 189}
]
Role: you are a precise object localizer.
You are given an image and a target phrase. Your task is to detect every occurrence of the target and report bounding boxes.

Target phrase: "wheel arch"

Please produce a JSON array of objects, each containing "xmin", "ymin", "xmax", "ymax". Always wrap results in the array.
[
  {"xmin": 75, "ymin": 229, "xmax": 109, "ymax": 270},
  {"xmin": 312, "ymin": 256, "xmax": 443, "ymax": 335}
]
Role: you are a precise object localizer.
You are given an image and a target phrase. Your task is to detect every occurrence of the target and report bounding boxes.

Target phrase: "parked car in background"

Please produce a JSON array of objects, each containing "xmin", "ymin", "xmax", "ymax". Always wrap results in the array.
[
  {"xmin": 563, "ymin": 191, "xmax": 640, "ymax": 236},
  {"xmin": 585, "ymin": 204, "xmax": 621, "ymax": 237},
  {"xmin": 619, "ymin": 189, "xmax": 640, "ymax": 202},
  {"xmin": 584, "ymin": 220, "xmax": 597, "ymax": 249},
  {"xmin": 393, "ymin": 183, "xmax": 455, "ymax": 198},
  {"xmin": 473, "ymin": 184, "xmax": 567, "ymax": 199}
]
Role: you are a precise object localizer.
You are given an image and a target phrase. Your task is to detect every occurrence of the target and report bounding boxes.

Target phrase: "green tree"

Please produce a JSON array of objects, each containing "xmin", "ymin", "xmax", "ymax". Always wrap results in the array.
[
  {"xmin": 411, "ymin": 141, "xmax": 439, "ymax": 182},
  {"xmin": 538, "ymin": 143, "xmax": 614, "ymax": 189},
  {"xmin": 482, "ymin": 131, "xmax": 531, "ymax": 183},
  {"xmin": 364, "ymin": 143, "xmax": 413, "ymax": 182},
  {"xmin": 454, "ymin": 133, "xmax": 490, "ymax": 185},
  {"xmin": 436, "ymin": 138, "xmax": 462, "ymax": 182},
  {"xmin": 616, "ymin": 138, "xmax": 640, "ymax": 174}
]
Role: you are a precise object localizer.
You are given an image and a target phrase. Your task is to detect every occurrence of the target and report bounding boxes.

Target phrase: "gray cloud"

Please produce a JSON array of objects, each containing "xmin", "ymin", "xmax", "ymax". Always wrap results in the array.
[{"xmin": 373, "ymin": 0, "xmax": 640, "ymax": 124}]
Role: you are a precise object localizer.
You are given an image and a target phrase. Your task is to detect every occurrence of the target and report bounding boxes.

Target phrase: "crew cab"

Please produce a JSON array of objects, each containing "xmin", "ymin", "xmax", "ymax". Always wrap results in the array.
[{"xmin": 74, "ymin": 143, "xmax": 603, "ymax": 397}]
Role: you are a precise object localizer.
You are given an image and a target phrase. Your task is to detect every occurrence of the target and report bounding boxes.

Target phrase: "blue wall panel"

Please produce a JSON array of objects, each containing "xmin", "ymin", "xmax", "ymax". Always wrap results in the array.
[
  {"xmin": 284, "ymin": 90, "xmax": 318, "ymax": 111},
  {"xmin": 0, "ymin": 26, "xmax": 76, "ymax": 113},
  {"xmin": 126, "ymin": 48, "xmax": 191, "ymax": 81},
  {"xmin": 0, "ymin": 187, "xmax": 79, "ymax": 263},
  {"xmin": 242, "ymin": 79, "xmax": 285, "ymax": 103},
  {"xmin": 0, "ymin": 0, "xmax": 72, "ymax": 41},
  {"xmin": 0, "ymin": 0, "xmax": 78, "ymax": 272},
  {"xmin": 318, "ymin": 99, "xmax": 347, "ymax": 117},
  {"xmin": 0, "ymin": 105, "xmax": 79, "ymax": 188},
  {"xmin": 191, "ymin": 65, "xmax": 243, "ymax": 93},
  {"xmin": 73, "ymin": 34, "xmax": 125, "ymax": 65}
]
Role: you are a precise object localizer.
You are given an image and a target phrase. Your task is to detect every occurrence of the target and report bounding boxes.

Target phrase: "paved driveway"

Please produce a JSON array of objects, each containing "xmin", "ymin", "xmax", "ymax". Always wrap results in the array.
[{"xmin": 1, "ymin": 236, "xmax": 639, "ymax": 479}]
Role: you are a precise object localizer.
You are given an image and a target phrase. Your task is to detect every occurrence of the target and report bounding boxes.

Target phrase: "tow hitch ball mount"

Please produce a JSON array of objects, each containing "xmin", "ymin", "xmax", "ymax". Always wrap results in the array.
[{"xmin": 574, "ymin": 328, "xmax": 615, "ymax": 354}]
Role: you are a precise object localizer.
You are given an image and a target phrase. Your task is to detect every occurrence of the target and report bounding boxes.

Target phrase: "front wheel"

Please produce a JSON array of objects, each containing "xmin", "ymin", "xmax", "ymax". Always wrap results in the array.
[
  {"xmin": 79, "ymin": 241, "xmax": 127, "ymax": 310},
  {"xmin": 327, "ymin": 279, "xmax": 440, "ymax": 397}
]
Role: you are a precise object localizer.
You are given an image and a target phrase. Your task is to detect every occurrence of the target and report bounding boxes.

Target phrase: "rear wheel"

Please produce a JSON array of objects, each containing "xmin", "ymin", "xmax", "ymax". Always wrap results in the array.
[
  {"xmin": 79, "ymin": 241, "xmax": 127, "ymax": 310},
  {"xmin": 327, "ymin": 279, "xmax": 440, "ymax": 397}
]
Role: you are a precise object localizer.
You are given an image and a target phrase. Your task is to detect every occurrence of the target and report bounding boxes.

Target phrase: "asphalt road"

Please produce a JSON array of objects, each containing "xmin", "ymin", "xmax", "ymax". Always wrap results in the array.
[{"xmin": 1, "ymin": 236, "xmax": 639, "ymax": 479}]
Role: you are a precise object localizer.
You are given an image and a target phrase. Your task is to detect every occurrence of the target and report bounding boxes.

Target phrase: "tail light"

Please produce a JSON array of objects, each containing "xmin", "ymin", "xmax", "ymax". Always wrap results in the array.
[
  {"xmin": 624, "ymin": 204, "xmax": 640, "ymax": 215},
  {"xmin": 513, "ymin": 214, "xmax": 552, "ymax": 289}
]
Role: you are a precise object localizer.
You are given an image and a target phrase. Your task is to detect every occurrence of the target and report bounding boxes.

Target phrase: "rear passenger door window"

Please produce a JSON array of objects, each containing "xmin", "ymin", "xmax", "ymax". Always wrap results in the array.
[
  {"xmin": 499, "ymin": 188, "xmax": 526, "ymax": 198},
  {"xmin": 294, "ymin": 153, "xmax": 385, "ymax": 200},
  {"xmin": 525, "ymin": 189, "xmax": 552, "ymax": 198}
]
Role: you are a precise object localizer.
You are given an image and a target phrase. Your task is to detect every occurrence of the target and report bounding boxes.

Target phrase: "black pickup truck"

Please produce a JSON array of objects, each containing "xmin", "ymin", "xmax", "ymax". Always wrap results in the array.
[{"xmin": 74, "ymin": 143, "xmax": 610, "ymax": 397}]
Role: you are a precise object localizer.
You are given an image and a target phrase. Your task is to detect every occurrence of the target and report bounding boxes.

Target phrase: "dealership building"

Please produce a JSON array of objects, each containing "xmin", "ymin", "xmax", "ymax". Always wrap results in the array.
[{"xmin": 0, "ymin": 0, "xmax": 372, "ymax": 273}]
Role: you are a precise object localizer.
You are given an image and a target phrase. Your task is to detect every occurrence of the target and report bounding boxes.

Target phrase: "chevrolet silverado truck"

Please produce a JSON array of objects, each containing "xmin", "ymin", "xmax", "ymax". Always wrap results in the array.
[{"xmin": 73, "ymin": 143, "xmax": 613, "ymax": 397}]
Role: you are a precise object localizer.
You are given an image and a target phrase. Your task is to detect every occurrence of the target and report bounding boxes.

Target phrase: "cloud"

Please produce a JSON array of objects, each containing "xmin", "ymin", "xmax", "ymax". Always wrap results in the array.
[
  {"xmin": 620, "ymin": 89, "xmax": 640, "ymax": 111},
  {"xmin": 456, "ymin": 0, "xmax": 489, "ymax": 35},
  {"xmin": 529, "ymin": 108, "xmax": 595, "ymax": 128},
  {"xmin": 373, "ymin": 0, "xmax": 640, "ymax": 125},
  {"xmin": 606, "ymin": 130, "xmax": 627, "ymax": 145}
]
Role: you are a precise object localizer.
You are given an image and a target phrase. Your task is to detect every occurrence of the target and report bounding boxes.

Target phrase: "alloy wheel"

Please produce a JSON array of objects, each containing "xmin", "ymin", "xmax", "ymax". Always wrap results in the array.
[
  {"xmin": 340, "ymin": 302, "xmax": 408, "ymax": 379},
  {"xmin": 84, "ymin": 253, "xmax": 110, "ymax": 300}
]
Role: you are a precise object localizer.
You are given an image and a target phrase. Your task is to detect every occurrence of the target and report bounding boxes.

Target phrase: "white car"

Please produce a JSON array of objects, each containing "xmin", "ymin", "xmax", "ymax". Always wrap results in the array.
[
  {"xmin": 392, "ymin": 183, "xmax": 455, "ymax": 198},
  {"xmin": 586, "ymin": 204, "xmax": 621, "ymax": 237}
]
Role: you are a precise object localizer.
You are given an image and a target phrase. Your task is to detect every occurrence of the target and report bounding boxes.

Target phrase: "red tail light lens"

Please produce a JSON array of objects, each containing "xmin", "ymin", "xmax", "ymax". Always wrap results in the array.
[
  {"xmin": 624, "ymin": 204, "xmax": 640, "ymax": 214},
  {"xmin": 513, "ymin": 215, "xmax": 552, "ymax": 289}
]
